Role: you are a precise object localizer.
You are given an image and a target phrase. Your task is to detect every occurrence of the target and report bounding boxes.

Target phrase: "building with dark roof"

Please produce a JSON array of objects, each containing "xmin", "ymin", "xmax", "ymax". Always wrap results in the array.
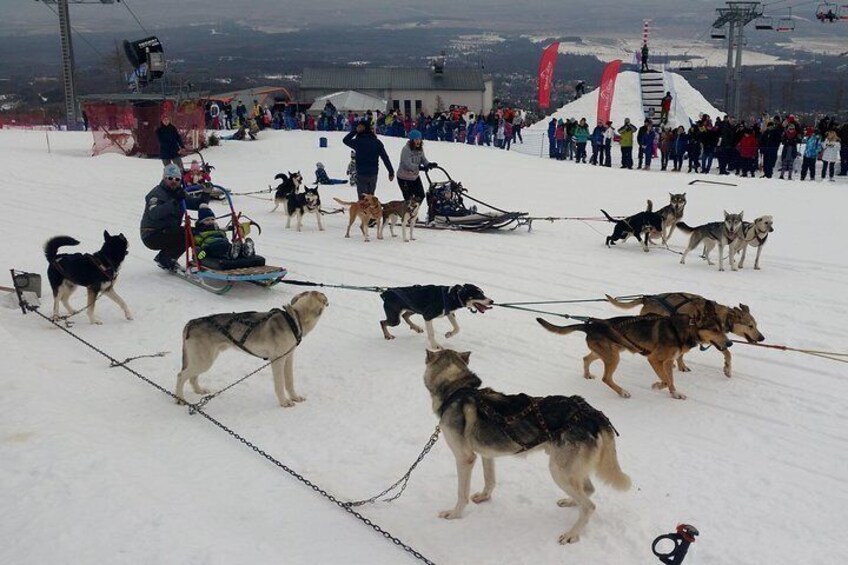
[{"xmin": 301, "ymin": 63, "xmax": 493, "ymax": 116}]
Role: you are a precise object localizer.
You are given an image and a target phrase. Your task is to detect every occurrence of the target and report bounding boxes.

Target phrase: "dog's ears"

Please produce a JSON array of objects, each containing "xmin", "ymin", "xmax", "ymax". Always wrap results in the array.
[
  {"xmin": 104, "ymin": 229, "xmax": 110, "ymax": 238},
  {"xmin": 740, "ymin": 211, "xmax": 744, "ymax": 219},
  {"xmin": 458, "ymin": 351, "xmax": 471, "ymax": 364},
  {"xmin": 739, "ymin": 303, "xmax": 749, "ymax": 313}
]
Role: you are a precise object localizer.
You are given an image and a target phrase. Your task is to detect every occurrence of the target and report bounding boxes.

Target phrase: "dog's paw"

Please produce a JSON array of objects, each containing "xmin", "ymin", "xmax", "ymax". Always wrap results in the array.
[
  {"xmin": 125, "ymin": 314, "xmax": 134, "ymax": 321},
  {"xmin": 175, "ymin": 396, "xmax": 186, "ymax": 405},
  {"xmin": 445, "ymin": 331, "xmax": 457, "ymax": 339},
  {"xmin": 557, "ymin": 498, "xmax": 577, "ymax": 508},
  {"xmin": 344, "ymin": 234, "xmax": 350, "ymax": 238},
  {"xmin": 723, "ymin": 365, "xmax": 732, "ymax": 378},
  {"xmin": 279, "ymin": 399, "xmax": 296, "ymax": 408},
  {"xmin": 438, "ymin": 509, "xmax": 464, "ymax": 520},
  {"xmin": 583, "ymin": 373, "xmax": 595, "ymax": 380},
  {"xmin": 384, "ymin": 334, "xmax": 395, "ymax": 340},
  {"xmin": 754, "ymin": 265, "xmax": 761, "ymax": 271},
  {"xmin": 618, "ymin": 389, "xmax": 632, "ymax": 399},
  {"xmin": 559, "ymin": 532, "xmax": 581, "ymax": 544},
  {"xmin": 193, "ymin": 387, "xmax": 210, "ymax": 395},
  {"xmin": 718, "ymin": 266, "xmax": 724, "ymax": 271},
  {"xmin": 90, "ymin": 319, "xmax": 103, "ymax": 325},
  {"xmin": 291, "ymin": 394, "xmax": 306, "ymax": 403},
  {"xmin": 731, "ymin": 267, "xmax": 738, "ymax": 272},
  {"xmin": 409, "ymin": 326, "xmax": 423, "ymax": 334},
  {"xmin": 670, "ymin": 391, "xmax": 687, "ymax": 400},
  {"xmin": 410, "ymin": 236, "xmax": 416, "ymax": 241},
  {"xmin": 651, "ymin": 381, "xmax": 667, "ymax": 390},
  {"xmin": 471, "ymin": 492, "xmax": 491, "ymax": 504}
]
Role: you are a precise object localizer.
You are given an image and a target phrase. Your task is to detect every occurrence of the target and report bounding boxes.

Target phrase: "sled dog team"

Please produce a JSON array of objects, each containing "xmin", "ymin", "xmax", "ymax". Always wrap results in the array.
[
  {"xmin": 272, "ymin": 171, "xmax": 422, "ymax": 243},
  {"xmin": 41, "ymin": 184, "xmax": 773, "ymax": 545},
  {"xmin": 603, "ymin": 192, "xmax": 775, "ymax": 271}
]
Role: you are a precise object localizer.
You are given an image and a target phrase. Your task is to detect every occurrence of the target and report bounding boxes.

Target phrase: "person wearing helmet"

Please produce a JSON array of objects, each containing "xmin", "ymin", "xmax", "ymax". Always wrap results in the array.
[{"xmin": 397, "ymin": 129, "xmax": 436, "ymax": 202}]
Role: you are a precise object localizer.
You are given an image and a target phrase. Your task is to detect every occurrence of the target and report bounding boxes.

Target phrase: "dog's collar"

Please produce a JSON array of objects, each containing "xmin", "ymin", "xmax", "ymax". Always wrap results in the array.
[
  {"xmin": 280, "ymin": 306, "xmax": 302, "ymax": 345},
  {"xmin": 89, "ymin": 254, "xmax": 119, "ymax": 281}
]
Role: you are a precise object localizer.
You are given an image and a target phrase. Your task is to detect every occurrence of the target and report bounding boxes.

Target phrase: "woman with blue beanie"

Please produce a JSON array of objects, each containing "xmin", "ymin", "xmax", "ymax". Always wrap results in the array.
[{"xmin": 396, "ymin": 129, "xmax": 436, "ymax": 202}]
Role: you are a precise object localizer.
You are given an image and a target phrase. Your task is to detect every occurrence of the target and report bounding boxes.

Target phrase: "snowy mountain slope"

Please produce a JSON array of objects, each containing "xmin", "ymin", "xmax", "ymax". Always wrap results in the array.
[
  {"xmin": 1, "ymin": 129, "xmax": 846, "ymax": 565},
  {"xmin": 529, "ymin": 71, "xmax": 722, "ymax": 129}
]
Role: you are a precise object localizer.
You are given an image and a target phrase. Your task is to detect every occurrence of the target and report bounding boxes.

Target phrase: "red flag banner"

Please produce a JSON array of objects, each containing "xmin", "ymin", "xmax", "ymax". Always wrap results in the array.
[
  {"xmin": 596, "ymin": 59, "xmax": 622, "ymax": 124},
  {"xmin": 537, "ymin": 42, "xmax": 560, "ymax": 109}
]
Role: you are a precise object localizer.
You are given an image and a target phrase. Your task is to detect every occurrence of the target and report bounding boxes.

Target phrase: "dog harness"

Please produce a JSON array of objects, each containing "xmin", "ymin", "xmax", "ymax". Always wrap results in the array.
[
  {"xmin": 648, "ymin": 293, "xmax": 696, "ymax": 316},
  {"xmin": 52, "ymin": 253, "xmax": 119, "ymax": 283},
  {"xmin": 439, "ymin": 375, "xmax": 619, "ymax": 453},
  {"xmin": 191, "ymin": 307, "xmax": 302, "ymax": 360}
]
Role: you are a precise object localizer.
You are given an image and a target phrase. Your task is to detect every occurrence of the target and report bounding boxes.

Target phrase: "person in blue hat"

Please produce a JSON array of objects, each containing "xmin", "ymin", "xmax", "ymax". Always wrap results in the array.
[{"xmin": 396, "ymin": 129, "xmax": 436, "ymax": 202}]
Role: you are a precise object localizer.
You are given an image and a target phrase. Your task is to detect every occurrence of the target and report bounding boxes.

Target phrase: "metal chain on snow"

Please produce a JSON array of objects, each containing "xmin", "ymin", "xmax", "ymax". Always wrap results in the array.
[
  {"xmin": 16, "ymin": 299, "xmax": 437, "ymax": 565},
  {"xmin": 109, "ymin": 351, "xmax": 169, "ymax": 368},
  {"xmin": 343, "ymin": 426, "xmax": 441, "ymax": 508},
  {"xmin": 189, "ymin": 345, "xmax": 298, "ymax": 414}
]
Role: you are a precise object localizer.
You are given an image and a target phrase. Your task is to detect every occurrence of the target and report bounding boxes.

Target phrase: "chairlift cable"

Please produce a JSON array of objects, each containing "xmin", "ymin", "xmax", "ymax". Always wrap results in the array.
[
  {"xmin": 39, "ymin": 1, "xmax": 106, "ymax": 59},
  {"xmin": 122, "ymin": 0, "xmax": 151, "ymax": 35}
]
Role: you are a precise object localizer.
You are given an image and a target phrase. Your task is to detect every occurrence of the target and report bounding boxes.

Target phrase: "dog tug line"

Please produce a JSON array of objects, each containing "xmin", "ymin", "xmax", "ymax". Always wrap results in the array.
[{"xmin": 273, "ymin": 278, "xmax": 848, "ymax": 365}]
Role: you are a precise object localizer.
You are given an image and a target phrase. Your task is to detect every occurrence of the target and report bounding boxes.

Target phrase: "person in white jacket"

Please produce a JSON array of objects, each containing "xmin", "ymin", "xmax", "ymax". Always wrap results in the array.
[
  {"xmin": 821, "ymin": 130, "xmax": 841, "ymax": 182},
  {"xmin": 396, "ymin": 130, "xmax": 435, "ymax": 201}
]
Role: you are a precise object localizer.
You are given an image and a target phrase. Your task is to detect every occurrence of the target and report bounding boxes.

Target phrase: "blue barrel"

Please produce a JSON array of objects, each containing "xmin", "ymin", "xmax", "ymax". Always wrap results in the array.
[{"xmin": 319, "ymin": 136, "xmax": 328, "ymax": 148}]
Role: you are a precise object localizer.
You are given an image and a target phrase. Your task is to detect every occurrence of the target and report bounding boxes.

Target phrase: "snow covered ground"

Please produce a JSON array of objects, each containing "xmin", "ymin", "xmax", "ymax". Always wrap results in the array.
[
  {"xmin": 528, "ymin": 71, "xmax": 722, "ymax": 129},
  {"xmin": 1, "ymin": 128, "xmax": 847, "ymax": 565}
]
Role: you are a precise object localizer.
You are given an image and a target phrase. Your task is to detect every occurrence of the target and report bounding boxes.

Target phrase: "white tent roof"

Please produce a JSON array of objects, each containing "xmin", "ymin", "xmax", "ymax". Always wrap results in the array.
[{"xmin": 307, "ymin": 90, "xmax": 388, "ymax": 115}]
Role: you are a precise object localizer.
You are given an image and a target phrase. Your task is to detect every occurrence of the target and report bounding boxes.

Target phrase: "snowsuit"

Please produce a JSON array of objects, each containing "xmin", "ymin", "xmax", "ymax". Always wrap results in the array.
[
  {"xmin": 554, "ymin": 122, "xmax": 566, "ymax": 160},
  {"xmin": 574, "ymin": 124, "xmax": 590, "ymax": 163},
  {"xmin": 194, "ymin": 222, "xmax": 232, "ymax": 261},
  {"xmin": 800, "ymin": 135, "xmax": 822, "ymax": 181},
  {"xmin": 821, "ymin": 138, "xmax": 841, "ymax": 180},
  {"xmin": 686, "ymin": 129, "xmax": 701, "ymax": 173},
  {"xmin": 618, "ymin": 124, "xmax": 637, "ymax": 169},
  {"xmin": 759, "ymin": 125, "xmax": 782, "ymax": 178},
  {"xmin": 316, "ymin": 165, "xmax": 347, "ymax": 185},
  {"xmin": 660, "ymin": 95, "xmax": 672, "ymax": 124},
  {"xmin": 642, "ymin": 129, "xmax": 657, "ymax": 169},
  {"xmin": 589, "ymin": 126, "xmax": 604, "ymax": 165},
  {"xmin": 140, "ymin": 181, "xmax": 200, "ymax": 265},
  {"xmin": 671, "ymin": 132, "xmax": 687, "ymax": 171},
  {"xmin": 547, "ymin": 119, "xmax": 557, "ymax": 157},
  {"xmin": 779, "ymin": 128, "xmax": 799, "ymax": 178},
  {"xmin": 602, "ymin": 126, "xmax": 613, "ymax": 167},
  {"xmin": 699, "ymin": 127, "xmax": 719, "ymax": 173}
]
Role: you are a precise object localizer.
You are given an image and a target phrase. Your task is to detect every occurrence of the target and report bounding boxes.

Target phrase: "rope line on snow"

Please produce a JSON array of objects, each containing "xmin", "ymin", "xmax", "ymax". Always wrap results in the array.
[{"xmin": 13, "ymin": 297, "xmax": 436, "ymax": 565}]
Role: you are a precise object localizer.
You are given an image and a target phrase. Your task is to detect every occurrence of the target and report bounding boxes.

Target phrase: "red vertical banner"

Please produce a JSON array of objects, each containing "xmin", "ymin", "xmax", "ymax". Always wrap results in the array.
[
  {"xmin": 596, "ymin": 59, "xmax": 622, "ymax": 125},
  {"xmin": 537, "ymin": 42, "xmax": 560, "ymax": 109}
]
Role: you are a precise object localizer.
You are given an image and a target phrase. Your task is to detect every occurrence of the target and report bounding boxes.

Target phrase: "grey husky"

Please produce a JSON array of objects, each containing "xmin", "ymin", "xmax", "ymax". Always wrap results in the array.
[
  {"xmin": 175, "ymin": 291, "xmax": 328, "ymax": 407},
  {"xmin": 424, "ymin": 348, "xmax": 630, "ymax": 544},
  {"xmin": 677, "ymin": 211, "xmax": 744, "ymax": 271},
  {"xmin": 652, "ymin": 192, "xmax": 687, "ymax": 244}
]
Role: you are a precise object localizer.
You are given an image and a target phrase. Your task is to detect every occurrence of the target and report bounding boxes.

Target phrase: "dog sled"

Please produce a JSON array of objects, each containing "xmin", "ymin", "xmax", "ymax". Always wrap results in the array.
[
  {"xmin": 176, "ymin": 186, "xmax": 287, "ymax": 294},
  {"xmin": 420, "ymin": 166, "xmax": 529, "ymax": 231}
]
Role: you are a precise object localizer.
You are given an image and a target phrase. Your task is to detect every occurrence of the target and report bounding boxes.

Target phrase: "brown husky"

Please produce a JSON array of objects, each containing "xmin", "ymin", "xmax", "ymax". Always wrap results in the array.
[
  {"xmin": 605, "ymin": 292, "xmax": 765, "ymax": 377},
  {"xmin": 424, "ymin": 349, "xmax": 630, "ymax": 544},
  {"xmin": 537, "ymin": 307, "xmax": 731, "ymax": 400}
]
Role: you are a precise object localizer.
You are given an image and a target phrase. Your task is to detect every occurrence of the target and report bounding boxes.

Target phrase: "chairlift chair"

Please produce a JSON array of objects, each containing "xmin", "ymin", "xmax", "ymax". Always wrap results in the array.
[
  {"xmin": 711, "ymin": 28, "xmax": 727, "ymax": 39},
  {"xmin": 679, "ymin": 60, "xmax": 694, "ymax": 72},
  {"xmin": 775, "ymin": 17, "xmax": 795, "ymax": 32},
  {"xmin": 755, "ymin": 16, "xmax": 774, "ymax": 30}
]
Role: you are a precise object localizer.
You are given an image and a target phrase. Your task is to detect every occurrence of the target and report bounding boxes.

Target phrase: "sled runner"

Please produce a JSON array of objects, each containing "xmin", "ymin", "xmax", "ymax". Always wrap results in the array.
[
  {"xmin": 176, "ymin": 186, "xmax": 287, "ymax": 294},
  {"xmin": 420, "ymin": 166, "xmax": 529, "ymax": 231}
]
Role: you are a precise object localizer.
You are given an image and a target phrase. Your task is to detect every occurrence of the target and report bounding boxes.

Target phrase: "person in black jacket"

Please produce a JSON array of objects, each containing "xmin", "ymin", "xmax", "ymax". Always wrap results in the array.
[
  {"xmin": 156, "ymin": 115, "xmax": 185, "ymax": 170},
  {"xmin": 343, "ymin": 120, "xmax": 395, "ymax": 198},
  {"xmin": 140, "ymin": 164, "xmax": 201, "ymax": 270},
  {"xmin": 758, "ymin": 121, "xmax": 782, "ymax": 178}
]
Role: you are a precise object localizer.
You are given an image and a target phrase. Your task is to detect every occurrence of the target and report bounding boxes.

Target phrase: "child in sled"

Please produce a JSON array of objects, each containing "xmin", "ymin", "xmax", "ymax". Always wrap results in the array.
[
  {"xmin": 315, "ymin": 161, "xmax": 348, "ymax": 185},
  {"xmin": 193, "ymin": 206, "xmax": 253, "ymax": 262},
  {"xmin": 183, "ymin": 160, "xmax": 211, "ymax": 187}
]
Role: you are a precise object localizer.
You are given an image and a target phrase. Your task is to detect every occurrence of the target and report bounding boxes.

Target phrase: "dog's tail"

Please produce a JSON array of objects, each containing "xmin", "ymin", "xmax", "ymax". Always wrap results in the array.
[
  {"xmin": 333, "ymin": 197, "xmax": 358, "ymax": 207},
  {"xmin": 536, "ymin": 317, "xmax": 585, "ymax": 336},
  {"xmin": 646, "ymin": 199, "xmax": 653, "ymax": 213},
  {"xmin": 274, "ymin": 173, "xmax": 288, "ymax": 181},
  {"xmin": 675, "ymin": 221, "xmax": 695, "ymax": 234},
  {"xmin": 44, "ymin": 236, "xmax": 80, "ymax": 262},
  {"xmin": 600, "ymin": 209, "xmax": 617, "ymax": 223},
  {"xmin": 604, "ymin": 294, "xmax": 644, "ymax": 310},
  {"xmin": 595, "ymin": 429, "xmax": 631, "ymax": 491}
]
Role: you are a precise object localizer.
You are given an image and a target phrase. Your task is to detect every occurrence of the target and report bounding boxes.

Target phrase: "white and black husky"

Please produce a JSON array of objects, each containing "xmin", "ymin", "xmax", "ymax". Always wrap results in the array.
[
  {"xmin": 677, "ymin": 211, "xmax": 744, "ymax": 271},
  {"xmin": 271, "ymin": 171, "xmax": 303, "ymax": 213},
  {"xmin": 286, "ymin": 185, "xmax": 324, "ymax": 231}
]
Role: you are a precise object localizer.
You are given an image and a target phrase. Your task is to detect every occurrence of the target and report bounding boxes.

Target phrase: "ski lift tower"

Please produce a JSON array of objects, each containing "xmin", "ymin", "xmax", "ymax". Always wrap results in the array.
[
  {"xmin": 37, "ymin": 0, "xmax": 119, "ymax": 129},
  {"xmin": 711, "ymin": 1, "xmax": 764, "ymax": 117}
]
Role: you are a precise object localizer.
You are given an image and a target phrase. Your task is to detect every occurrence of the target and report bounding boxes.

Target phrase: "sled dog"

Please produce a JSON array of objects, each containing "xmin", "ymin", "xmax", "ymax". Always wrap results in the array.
[
  {"xmin": 286, "ymin": 185, "xmax": 324, "ymax": 231},
  {"xmin": 730, "ymin": 215, "xmax": 774, "ymax": 270},
  {"xmin": 537, "ymin": 306, "xmax": 731, "ymax": 399},
  {"xmin": 677, "ymin": 211, "xmax": 744, "ymax": 271},
  {"xmin": 175, "ymin": 291, "xmax": 328, "ymax": 407},
  {"xmin": 379, "ymin": 198, "xmax": 421, "ymax": 242},
  {"xmin": 424, "ymin": 348, "xmax": 630, "ymax": 544},
  {"xmin": 271, "ymin": 171, "xmax": 303, "ymax": 212},
  {"xmin": 333, "ymin": 195, "xmax": 383, "ymax": 242},
  {"xmin": 601, "ymin": 200, "xmax": 663, "ymax": 252},
  {"xmin": 44, "ymin": 231, "xmax": 132, "ymax": 324},
  {"xmin": 380, "ymin": 284, "xmax": 493, "ymax": 349},
  {"xmin": 651, "ymin": 192, "xmax": 687, "ymax": 244},
  {"xmin": 606, "ymin": 292, "xmax": 764, "ymax": 377}
]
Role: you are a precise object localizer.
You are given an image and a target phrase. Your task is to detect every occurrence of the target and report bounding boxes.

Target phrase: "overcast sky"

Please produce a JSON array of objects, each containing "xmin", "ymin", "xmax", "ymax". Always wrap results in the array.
[{"xmin": 0, "ymin": 0, "xmax": 829, "ymax": 37}]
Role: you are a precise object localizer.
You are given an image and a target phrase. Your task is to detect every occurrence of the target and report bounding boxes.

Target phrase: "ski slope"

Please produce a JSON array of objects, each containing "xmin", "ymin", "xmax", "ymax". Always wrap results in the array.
[
  {"xmin": 529, "ymin": 71, "xmax": 722, "ymax": 129},
  {"xmin": 1, "ymin": 128, "xmax": 846, "ymax": 565}
]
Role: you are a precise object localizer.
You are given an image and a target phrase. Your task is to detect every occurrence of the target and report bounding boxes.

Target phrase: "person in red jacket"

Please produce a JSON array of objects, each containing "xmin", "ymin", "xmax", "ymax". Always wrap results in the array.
[
  {"xmin": 736, "ymin": 128, "xmax": 759, "ymax": 177},
  {"xmin": 660, "ymin": 92, "xmax": 673, "ymax": 125}
]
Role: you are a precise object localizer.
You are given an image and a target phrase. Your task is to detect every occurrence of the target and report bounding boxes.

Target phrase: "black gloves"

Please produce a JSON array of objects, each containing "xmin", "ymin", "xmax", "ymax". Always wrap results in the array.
[
  {"xmin": 174, "ymin": 188, "xmax": 187, "ymax": 201},
  {"xmin": 428, "ymin": 162, "xmax": 439, "ymax": 170}
]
